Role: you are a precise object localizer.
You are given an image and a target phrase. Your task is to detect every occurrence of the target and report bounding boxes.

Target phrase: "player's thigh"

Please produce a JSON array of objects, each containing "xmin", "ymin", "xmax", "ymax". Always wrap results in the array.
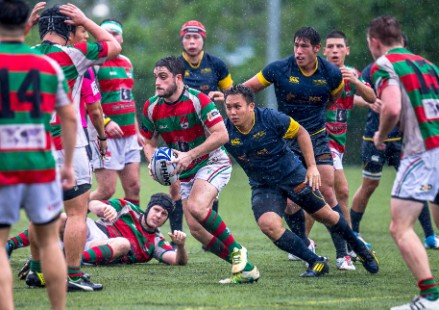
[
  {"xmin": 118, "ymin": 161, "xmax": 140, "ymax": 187},
  {"xmin": 251, "ymin": 186, "xmax": 286, "ymax": 222},
  {"xmin": 95, "ymin": 168, "xmax": 118, "ymax": 189}
]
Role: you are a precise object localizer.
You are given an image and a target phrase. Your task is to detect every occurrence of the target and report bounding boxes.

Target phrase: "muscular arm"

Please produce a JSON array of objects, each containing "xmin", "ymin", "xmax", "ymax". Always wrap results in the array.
[
  {"xmin": 294, "ymin": 126, "xmax": 321, "ymax": 190},
  {"xmin": 353, "ymin": 80, "xmax": 376, "ymax": 103},
  {"xmin": 142, "ymin": 135, "xmax": 160, "ymax": 162},
  {"xmin": 59, "ymin": 3, "xmax": 121, "ymax": 59},
  {"xmin": 56, "ymin": 104, "xmax": 77, "ymax": 189},
  {"xmin": 326, "ymin": 88, "xmax": 343, "ymax": 110},
  {"xmin": 172, "ymin": 122, "xmax": 228, "ymax": 175},
  {"xmin": 243, "ymin": 75, "xmax": 267, "ymax": 93},
  {"xmin": 374, "ymin": 85, "xmax": 401, "ymax": 149}
]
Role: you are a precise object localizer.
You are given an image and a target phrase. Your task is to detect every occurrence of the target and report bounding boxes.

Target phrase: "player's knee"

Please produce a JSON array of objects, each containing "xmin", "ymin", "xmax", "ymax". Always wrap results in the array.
[
  {"xmin": 98, "ymin": 186, "xmax": 116, "ymax": 199},
  {"xmin": 258, "ymin": 219, "xmax": 281, "ymax": 240}
]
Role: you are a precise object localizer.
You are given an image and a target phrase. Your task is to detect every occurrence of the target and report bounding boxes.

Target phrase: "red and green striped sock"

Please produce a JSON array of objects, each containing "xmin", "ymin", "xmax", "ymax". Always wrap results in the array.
[
  {"xmin": 82, "ymin": 245, "xmax": 114, "ymax": 265},
  {"xmin": 68, "ymin": 266, "xmax": 82, "ymax": 282},
  {"xmin": 201, "ymin": 209, "xmax": 241, "ymax": 253},
  {"xmin": 419, "ymin": 278, "xmax": 439, "ymax": 301},
  {"xmin": 8, "ymin": 229, "xmax": 29, "ymax": 250}
]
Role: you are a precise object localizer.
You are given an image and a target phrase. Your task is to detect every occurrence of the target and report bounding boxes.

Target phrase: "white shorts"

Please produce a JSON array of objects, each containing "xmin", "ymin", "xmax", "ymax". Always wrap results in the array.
[
  {"xmin": 180, "ymin": 155, "xmax": 232, "ymax": 200},
  {"xmin": 0, "ymin": 180, "xmax": 63, "ymax": 225},
  {"xmin": 330, "ymin": 148, "xmax": 344, "ymax": 170},
  {"xmin": 91, "ymin": 135, "xmax": 141, "ymax": 171},
  {"xmin": 392, "ymin": 148, "xmax": 439, "ymax": 202},
  {"xmin": 84, "ymin": 218, "xmax": 109, "ymax": 250},
  {"xmin": 54, "ymin": 147, "xmax": 92, "ymax": 186}
]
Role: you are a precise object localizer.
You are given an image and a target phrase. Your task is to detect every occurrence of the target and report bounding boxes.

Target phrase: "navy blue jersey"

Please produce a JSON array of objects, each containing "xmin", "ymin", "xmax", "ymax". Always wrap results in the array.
[
  {"xmin": 224, "ymin": 108, "xmax": 303, "ymax": 186},
  {"xmin": 361, "ymin": 63, "xmax": 400, "ymax": 140},
  {"xmin": 257, "ymin": 56, "xmax": 343, "ymax": 134},
  {"xmin": 180, "ymin": 51, "xmax": 233, "ymax": 95}
]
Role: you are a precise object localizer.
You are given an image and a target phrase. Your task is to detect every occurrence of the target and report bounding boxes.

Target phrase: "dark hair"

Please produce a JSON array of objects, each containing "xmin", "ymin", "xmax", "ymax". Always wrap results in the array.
[
  {"xmin": 326, "ymin": 30, "xmax": 348, "ymax": 46},
  {"xmin": 224, "ymin": 84, "xmax": 255, "ymax": 104},
  {"xmin": 294, "ymin": 26, "xmax": 321, "ymax": 46},
  {"xmin": 367, "ymin": 15, "xmax": 402, "ymax": 46},
  {"xmin": 155, "ymin": 56, "xmax": 185, "ymax": 77},
  {"xmin": 401, "ymin": 32, "xmax": 408, "ymax": 48},
  {"xmin": 145, "ymin": 193, "xmax": 175, "ymax": 220},
  {"xmin": 0, "ymin": 0, "xmax": 29, "ymax": 31},
  {"xmin": 100, "ymin": 18, "xmax": 123, "ymax": 27},
  {"xmin": 38, "ymin": 5, "xmax": 75, "ymax": 41}
]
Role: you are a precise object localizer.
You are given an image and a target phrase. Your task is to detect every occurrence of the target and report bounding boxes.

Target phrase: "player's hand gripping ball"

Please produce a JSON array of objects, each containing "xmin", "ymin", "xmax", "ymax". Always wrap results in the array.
[{"xmin": 151, "ymin": 147, "xmax": 179, "ymax": 186}]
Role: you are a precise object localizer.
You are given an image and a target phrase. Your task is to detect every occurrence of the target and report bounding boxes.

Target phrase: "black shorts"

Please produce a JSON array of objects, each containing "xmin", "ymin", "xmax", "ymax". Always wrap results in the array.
[
  {"xmin": 63, "ymin": 183, "xmax": 92, "ymax": 201},
  {"xmin": 287, "ymin": 130, "xmax": 333, "ymax": 166},
  {"xmin": 251, "ymin": 165, "xmax": 326, "ymax": 221},
  {"xmin": 361, "ymin": 139, "xmax": 401, "ymax": 174}
]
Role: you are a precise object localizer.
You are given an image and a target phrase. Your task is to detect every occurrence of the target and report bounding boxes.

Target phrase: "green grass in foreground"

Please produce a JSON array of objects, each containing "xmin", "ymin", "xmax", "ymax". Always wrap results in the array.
[{"xmin": 8, "ymin": 165, "xmax": 439, "ymax": 309}]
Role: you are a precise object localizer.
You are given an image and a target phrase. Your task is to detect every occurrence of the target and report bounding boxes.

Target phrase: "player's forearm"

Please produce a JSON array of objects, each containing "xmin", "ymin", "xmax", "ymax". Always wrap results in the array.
[
  {"xmin": 355, "ymin": 82, "xmax": 376, "ymax": 104},
  {"xmin": 187, "ymin": 124, "xmax": 228, "ymax": 160},
  {"xmin": 88, "ymin": 102, "xmax": 106, "ymax": 138},
  {"xmin": 377, "ymin": 86, "xmax": 401, "ymax": 140},
  {"xmin": 175, "ymin": 245, "xmax": 188, "ymax": 266},
  {"xmin": 295, "ymin": 127, "xmax": 317, "ymax": 169}
]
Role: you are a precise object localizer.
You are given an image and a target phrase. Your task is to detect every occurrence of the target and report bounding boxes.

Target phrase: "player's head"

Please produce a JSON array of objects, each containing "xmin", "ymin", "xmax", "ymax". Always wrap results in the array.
[
  {"xmin": 144, "ymin": 193, "xmax": 175, "ymax": 229},
  {"xmin": 323, "ymin": 30, "xmax": 350, "ymax": 67},
  {"xmin": 224, "ymin": 85, "xmax": 256, "ymax": 128},
  {"xmin": 0, "ymin": 0, "xmax": 30, "ymax": 38},
  {"xmin": 293, "ymin": 27, "xmax": 321, "ymax": 69},
  {"xmin": 367, "ymin": 16, "xmax": 403, "ymax": 60},
  {"xmin": 294, "ymin": 26, "xmax": 321, "ymax": 47},
  {"xmin": 153, "ymin": 56, "xmax": 185, "ymax": 98},
  {"xmin": 180, "ymin": 20, "xmax": 206, "ymax": 57},
  {"xmin": 38, "ymin": 5, "xmax": 75, "ymax": 43},
  {"xmin": 69, "ymin": 26, "xmax": 89, "ymax": 45},
  {"xmin": 101, "ymin": 19, "xmax": 123, "ymax": 44}
]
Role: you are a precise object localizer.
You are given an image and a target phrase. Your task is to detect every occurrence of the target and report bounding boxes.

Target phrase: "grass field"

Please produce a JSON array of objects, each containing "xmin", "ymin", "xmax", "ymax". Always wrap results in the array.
[{"xmin": 8, "ymin": 165, "xmax": 439, "ymax": 309}]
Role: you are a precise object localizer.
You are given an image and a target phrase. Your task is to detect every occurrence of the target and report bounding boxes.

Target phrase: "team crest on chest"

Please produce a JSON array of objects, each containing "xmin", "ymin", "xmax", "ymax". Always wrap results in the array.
[
  {"xmin": 180, "ymin": 116, "xmax": 189, "ymax": 129},
  {"xmin": 201, "ymin": 68, "xmax": 212, "ymax": 74},
  {"xmin": 252, "ymin": 131, "xmax": 266, "ymax": 139},
  {"xmin": 231, "ymin": 138, "xmax": 241, "ymax": 145}
]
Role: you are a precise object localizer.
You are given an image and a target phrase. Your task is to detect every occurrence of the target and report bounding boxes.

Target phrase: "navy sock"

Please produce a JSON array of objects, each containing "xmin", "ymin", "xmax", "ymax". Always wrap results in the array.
[
  {"xmin": 169, "ymin": 199, "xmax": 183, "ymax": 232},
  {"xmin": 419, "ymin": 202, "xmax": 435, "ymax": 238},
  {"xmin": 350, "ymin": 209, "xmax": 364, "ymax": 233},
  {"xmin": 212, "ymin": 199, "xmax": 219, "ymax": 214},
  {"xmin": 328, "ymin": 205, "xmax": 348, "ymax": 258},
  {"xmin": 283, "ymin": 209, "xmax": 310, "ymax": 246},
  {"xmin": 273, "ymin": 230, "xmax": 319, "ymax": 264},
  {"xmin": 328, "ymin": 213, "xmax": 369, "ymax": 257}
]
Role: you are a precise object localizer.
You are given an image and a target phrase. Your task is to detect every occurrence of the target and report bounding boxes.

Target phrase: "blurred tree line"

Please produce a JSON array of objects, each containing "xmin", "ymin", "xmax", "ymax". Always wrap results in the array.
[{"xmin": 26, "ymin": 0, "xmax": 439, "ymax": 165}]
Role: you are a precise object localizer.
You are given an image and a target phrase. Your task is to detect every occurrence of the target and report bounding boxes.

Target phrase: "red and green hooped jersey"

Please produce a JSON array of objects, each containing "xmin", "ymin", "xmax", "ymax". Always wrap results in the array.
[
  {"xmin": 371, "ymin": 47, "xmax": 439, "ymax": 157},
  {"xmin": 0, "ymin": 42, "xmax": 71, "ymax": 185},
  {"xmin": 34, "ymin": 41, "xmax": 109, "ymax": 149},
  {"xmin": 141, "ymin": 86, "xmax": 228, "ymax": 181},
  {"xmin": 325, "ymin": 66, "xmax": 366, "ymax": 153},
  {"xmin": 98, "ymin": 198, "xmax": 173, "ymax": 264},
  {"xmin": 96, "ymin": 55, "xmax": 136, "ymax": 138}
]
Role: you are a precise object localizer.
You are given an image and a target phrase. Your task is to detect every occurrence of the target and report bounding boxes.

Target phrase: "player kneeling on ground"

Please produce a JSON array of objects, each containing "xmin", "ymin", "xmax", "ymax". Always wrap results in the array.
[{"xmin": 223, "ymin": 85, "xmax": 379, "ymax": 278}]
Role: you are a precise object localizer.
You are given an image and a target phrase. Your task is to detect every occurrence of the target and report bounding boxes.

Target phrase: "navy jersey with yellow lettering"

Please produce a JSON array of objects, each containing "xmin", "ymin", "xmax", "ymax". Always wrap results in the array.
[
  {"xmin": 180, "ymin": 51, "xmax": 233, "ymax": 94},
  {"xmin": 257, "ymin": 55, "xmax": 343, "ymax": 134},
  {"xmin": 224, "ymin": 108, "xmax": 302, "ymax": 186}
]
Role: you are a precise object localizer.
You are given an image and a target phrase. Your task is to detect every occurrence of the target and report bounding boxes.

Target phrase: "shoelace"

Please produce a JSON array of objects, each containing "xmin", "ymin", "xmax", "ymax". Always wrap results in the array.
[{"xmin": 231, "ymin": 250, "xmax": 242, "ymax": 264}]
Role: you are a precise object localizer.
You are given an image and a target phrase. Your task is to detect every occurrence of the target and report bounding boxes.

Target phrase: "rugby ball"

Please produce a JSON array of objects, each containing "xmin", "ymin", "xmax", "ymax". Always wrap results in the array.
[{"xmin": 151, "ymin": 147, "xmax": 179, "ymax": 186}]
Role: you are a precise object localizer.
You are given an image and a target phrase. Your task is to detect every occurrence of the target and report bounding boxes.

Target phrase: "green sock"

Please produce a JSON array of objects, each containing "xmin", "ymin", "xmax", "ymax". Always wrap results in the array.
[
  {"xmin": 30, "ymin": 260, "xmax": 42, "ymax": 273},
  {"xmin": 419, "ymin": 278, "xmax": 439, "ymax": 300}
]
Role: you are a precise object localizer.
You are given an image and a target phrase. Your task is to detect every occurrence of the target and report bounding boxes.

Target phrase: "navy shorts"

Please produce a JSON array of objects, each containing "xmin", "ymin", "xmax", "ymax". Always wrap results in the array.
[
  {"xmin": 287, "ymin": 130, "xmax": 333, "ymax": 166},
  {"xmin": 251, "ymin": 165, "xmax": 327, "ymax": 221},
  {"xmin": 361, "ymin": 139, "xmax": 401, "ymax": 174}
]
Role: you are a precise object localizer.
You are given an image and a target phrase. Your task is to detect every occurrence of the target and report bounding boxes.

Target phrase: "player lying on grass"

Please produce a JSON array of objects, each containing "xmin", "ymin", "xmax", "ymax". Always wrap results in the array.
[
  {"xmin": 10, "ymin": 193, "xmax": 188, "ymax": 287},
  {"xmin": 222, "ymin": 85, "xmax": 379, "ymax": 280}
]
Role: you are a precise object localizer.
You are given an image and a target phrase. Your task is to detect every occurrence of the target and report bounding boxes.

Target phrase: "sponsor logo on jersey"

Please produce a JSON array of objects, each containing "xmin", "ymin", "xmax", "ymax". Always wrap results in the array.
[
  {"xmin": 309, "ymin": 96, "xmax": 322, "ymax": 102},
  {"xmin": 207, "ymin": 110, "xmax": 220, "ymax": 121},
  {"xmin": 0, "ymin": 124, "xmax": 46, "ymax": 150},
  {"xmin": 289, "ymin": 76, "xmax": 299, "ymax": 83},
  {"xmin": 252, "ymin": 131, "xmax": 266, "ymax": 139},
  {"xmin": 184, "ymin": 70, "xmax": 190, "ymax": 76},
  {"xmin": 256, "ymin": 148, "xmax": 269, "ymax": 155},
  {"xmin": 201, "ymin": 68, "xmax": 212, "ymax": 74},
  {"xmin": 313, "ymin": 79, "xmax": 327, "ymax": 86},
  {"xmin": 231, "ymin": 138, "xmax": 241, "ymax": 145},
  {"xmin": 371, "ymin": 155, "xmax": 381, "ymax": 162}
]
